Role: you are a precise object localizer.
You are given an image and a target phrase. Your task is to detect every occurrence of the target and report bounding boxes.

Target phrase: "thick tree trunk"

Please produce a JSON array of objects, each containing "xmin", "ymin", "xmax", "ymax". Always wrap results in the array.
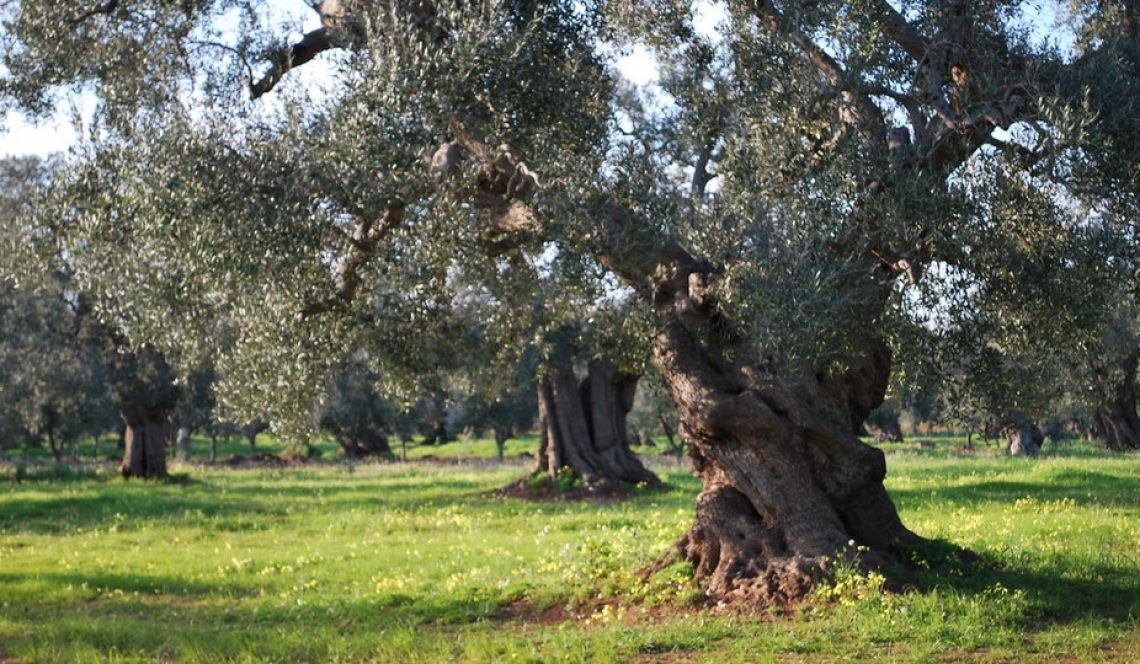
[
  {"xmin": 339, "ymin": 425, "xmax": 392, "ymax": 458},
  {"xmin": 420, "ymin": 420, "xmax": 453, "ymax": 446},
  {"xmin": 867, "ymin": 410, "xmax": 904, "ymax": 443},
  {"xmin": 120, "ymin": 410, "xmax": 171, "ymax": 479},
  {"xmin": 110, "ymin": 346, "xmax": 179, "ymax": 480},
  {"xmin": 648, "ymin": 302, "xmax": 923, "ymax": 606},
  {"xmin": 533, "ymin": 357, "xmax": 659, "ymax": 488},
  {"xmin": 1094, "ymin": 405, "xmax": 1140, "ymax": 451},
  {"xmin": 1093, "ymin": 355, "xmax": 1140, "ymax": 451},
  {"xmin": 1002, "ymin": 413, "xmax": 1043, "ymax": 456}
]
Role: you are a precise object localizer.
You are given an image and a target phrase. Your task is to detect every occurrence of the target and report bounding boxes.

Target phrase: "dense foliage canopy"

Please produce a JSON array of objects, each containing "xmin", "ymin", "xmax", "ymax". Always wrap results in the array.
[{"xmin": 1, "ymin": 1, "xmax": 1134, "ymax": 423}]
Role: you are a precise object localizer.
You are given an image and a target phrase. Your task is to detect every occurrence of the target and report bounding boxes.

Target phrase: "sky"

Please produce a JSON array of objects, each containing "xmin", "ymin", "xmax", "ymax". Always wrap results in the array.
[
  {"xmin": 1, "ymin": 104, "xmax": 87, "ymax": 158},
  {"xmin": 0, "ymin": 1, "xmax": 726, "ymax": 159},
  {"xmin": 0, "ymin": 0, "xmax": 1068, "ymax": 160}
]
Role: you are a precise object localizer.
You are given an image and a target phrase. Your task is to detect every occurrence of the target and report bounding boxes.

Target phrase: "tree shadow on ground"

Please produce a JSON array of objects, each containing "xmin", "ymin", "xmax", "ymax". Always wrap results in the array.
[
  {"xmin": 0, "ymin": 570, "xmax": 511, "ymax": 663},
  {"xmin": 0, "ymin": 570, "xmax": 227, "ymax": 599},
  {"xmin": 890, "ymin": 468, "xmax": 1140, "ymax": 511},
  {"xmin": 0, "ymin": 485, "xmax": 289, "ymax": 536},
  {"xmin": 890, "ymin": 538, "xmax": 1140, "ymax": 625}
]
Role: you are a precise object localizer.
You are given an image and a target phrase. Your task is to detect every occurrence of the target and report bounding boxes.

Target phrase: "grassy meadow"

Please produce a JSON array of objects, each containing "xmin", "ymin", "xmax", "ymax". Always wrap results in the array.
[{"xmin": 2, "ymin": 438, "xmax": 1140, "ymax": 662}]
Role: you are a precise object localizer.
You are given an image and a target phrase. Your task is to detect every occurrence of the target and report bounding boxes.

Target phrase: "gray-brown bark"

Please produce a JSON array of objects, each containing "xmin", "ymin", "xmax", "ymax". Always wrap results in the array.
[
  {"xmin": 1001, "ymin": 412, "xmax": 1044, "ymax": 456},
  {"xmin": 1091, "ymin": 353, "xmax": 1140, "ymax": 451},
  {"xmin": 110, "ymin": 346, "xmax": 179, "ymax": 480},
  {"xmin": 120, "ymin": 410, "xmax": 170, "ymax": 479},
  {"xmin": 867, "ymin": 407, "xmax": 904, "ymax": 443},
  {"xmin": 338, "ymin": 427, "xmax": 392, "ymax": 458},
  {"xmin": 649, "ymin": 307, "xmax": 922, "ymax": 605},
  {"xmin": 1094, "ymin": 405, "xmax": 1140, "ymax": 451},
  {"xmin": 605, "ymin": 229, "xmax": 927, "ymax": 605},
  {"xmin": 533, "ymin": 357, "xmax": 660, "ymax": 488}
]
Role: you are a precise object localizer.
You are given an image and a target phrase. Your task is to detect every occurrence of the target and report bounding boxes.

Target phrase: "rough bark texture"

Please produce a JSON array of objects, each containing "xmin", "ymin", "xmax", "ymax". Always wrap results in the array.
[
  {"xmin": 110, "ymin": 347, "xmax": 179, "ymax": 480},
  {"xmin": 337, "ymin": 427, "xmax": 392, "ymax": 458},
  {"xmin": 534, "ymin": 357, "xmax": 660, "ymax": 488},
  {"xmin": 1002, "ymin": 413, "xmax": 1044, "ymax": 456},
  {"xmin": 1093, "ymin": 355, "xmax": 1140, "ymax": 451},
  {"xmin": 120, "ymin": 410, "xmax": 171, "ymax": 479},
  {"xmin": 639, "ymin": 263, "xmax": 924, "ymax": 607}
]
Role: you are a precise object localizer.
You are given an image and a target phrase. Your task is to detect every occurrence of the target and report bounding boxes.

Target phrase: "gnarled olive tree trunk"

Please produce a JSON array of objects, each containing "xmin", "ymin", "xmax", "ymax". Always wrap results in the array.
[
  {"xmin": 640, "ymin": 266, "xmax": 923, "ymax": 607},
  {"xmin": 1092, "ymin": 354, "xmax": 1140, "ymax": 451},
  {"xmin": 119, "ymin": 408, "xmax": 171, "ymax": 479},
  {"xmin": 335, "ymin": 423, "xmax": 392, "ymax": 459},
  {"xmin": 1001, "ymin": 412, "xmax": 1044, "ymax": 456},
  {"xmin": 110, "ymin": 346, "xmax": 180, "ymax": 479},
  {"xmin": 534, "ymin": 357, "xmax": 659, "ymax": 488}
]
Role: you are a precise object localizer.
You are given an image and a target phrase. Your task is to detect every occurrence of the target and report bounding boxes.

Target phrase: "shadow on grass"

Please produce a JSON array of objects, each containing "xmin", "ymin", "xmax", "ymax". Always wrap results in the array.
[
  {"xmin": 0, "ymin": 574, "xmax": 511, "ymax": 663},
  {"xmin": 890, "ymin": 468, "xmax": 1140, "ymax": 510},
  {"xmin": 892, "ymin": 538, "xmax": 1140, "ymax": 625},
  {"xmin": 0, "ymin": 570, "xmax": 229, "ymax": 599},
  {"xmin": 0, "ymin": 484, "xmax": 292, "ymax": 536},
  {"xmin": 0, "ymin": 467, "xmax": 680, "ymax": 537}
]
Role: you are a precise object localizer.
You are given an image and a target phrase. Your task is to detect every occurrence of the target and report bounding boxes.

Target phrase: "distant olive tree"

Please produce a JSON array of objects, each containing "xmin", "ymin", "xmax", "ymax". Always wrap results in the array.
[
  {"xmin": 0, "ymin": 282, "xmax": 116, "ymax": 460},
  {"xmin": 0, "ymin": 157, "xmax": 116, "ymax": 459},
  {"xmin": 319, "ymin": 359, "xmax": 395, "ymax": 459}
]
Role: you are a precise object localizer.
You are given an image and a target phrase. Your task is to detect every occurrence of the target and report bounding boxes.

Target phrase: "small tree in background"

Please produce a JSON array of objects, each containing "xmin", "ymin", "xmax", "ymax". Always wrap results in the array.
[
  {"xmin": 0, "ymin": 157, "xmax": 117, "ymax": 460},
  {"xmin": 0, "ymin": 282, "xmax": 116, "ymax": 460},
  {"xmin": 628, "ymin": 371, "xmax": 682, "ymax": 458},
  {"xmin": 450, "ymin": 369, "xmax": 537, "ymax": 463},
  {"xmin": 319, "ymin": 359, "xmax": 395, "ymax": 459}
]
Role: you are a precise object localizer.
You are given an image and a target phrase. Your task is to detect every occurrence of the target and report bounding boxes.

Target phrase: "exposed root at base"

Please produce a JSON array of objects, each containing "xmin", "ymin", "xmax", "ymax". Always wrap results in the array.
[{"xmin": 645, "ymin": 528, "xmax": 983, "ymax": 611}]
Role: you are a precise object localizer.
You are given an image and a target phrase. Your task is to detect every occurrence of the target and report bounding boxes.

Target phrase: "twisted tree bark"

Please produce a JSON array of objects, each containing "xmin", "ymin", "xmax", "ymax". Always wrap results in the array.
[
  {"xmin": 647, "ymin": 292, "xmax": 922, "ymax": 605},
  {"xmin": 1093, "ymin": 354, "xmax": 1140, "ymax": 451},
  {"xmin": 533, "ymin": 356, "xmax": 660, "ymax": 489}
]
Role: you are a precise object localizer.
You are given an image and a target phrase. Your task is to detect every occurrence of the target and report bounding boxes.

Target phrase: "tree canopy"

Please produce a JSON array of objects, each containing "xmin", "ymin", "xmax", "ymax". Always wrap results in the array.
[{"xmin": 3, "ymin": 0, "xmax": 1138, "ymax": 605}]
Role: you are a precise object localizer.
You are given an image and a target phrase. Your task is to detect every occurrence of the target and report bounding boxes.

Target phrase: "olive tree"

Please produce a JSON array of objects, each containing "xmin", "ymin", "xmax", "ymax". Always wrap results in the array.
[
  {"xmin": 319, "ymin": 358, "xmax": 396, "ymax": 459},
  {"xmin": 4, "ymin": 0, "xmax": 1138, "ymax": 606},
  {"xmin": 0, "ymin": 157, "xmax": 116, "ymax": 459},
  {"xmin": 0, "ymin": 281, "xmax": 116, "ymax": 459}
]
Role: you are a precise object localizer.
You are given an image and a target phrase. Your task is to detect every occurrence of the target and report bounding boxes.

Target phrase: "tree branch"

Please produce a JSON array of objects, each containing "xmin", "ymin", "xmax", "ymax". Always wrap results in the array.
[
  {"xmin": 745, "ymin": 0, "xmax": 845, "ymax": 84},
  {"xmin": 865, "ymin": 86, "xmax": 930, "ymax": 147},
  {"xmin": 744, "ymin": 1, "xmax": 885, "ymax": 147},
  {"xmin": 865, "ymin": 0, "xmax": 929, "ymax": 63},
  {"xmin": 687, "ymin": 134, "xmax": 717, "ymax": 224},
  {"xmin": 250, "ymin": 27, "xmax": 334, "ymax": 98},
  {"xmin": 71, "ymin": 0, "xmax": 120, "ymax": 26},
  {"xmin": 298, "ymin": 198, "xmax": 404, "ymax": 321}
]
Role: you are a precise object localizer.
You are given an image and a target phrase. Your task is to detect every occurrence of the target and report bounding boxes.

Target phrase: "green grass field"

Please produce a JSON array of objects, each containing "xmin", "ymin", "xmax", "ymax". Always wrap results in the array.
[{"xmin": 2, "ymin": 440, "xmax": 1140, "ymax": 663}]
